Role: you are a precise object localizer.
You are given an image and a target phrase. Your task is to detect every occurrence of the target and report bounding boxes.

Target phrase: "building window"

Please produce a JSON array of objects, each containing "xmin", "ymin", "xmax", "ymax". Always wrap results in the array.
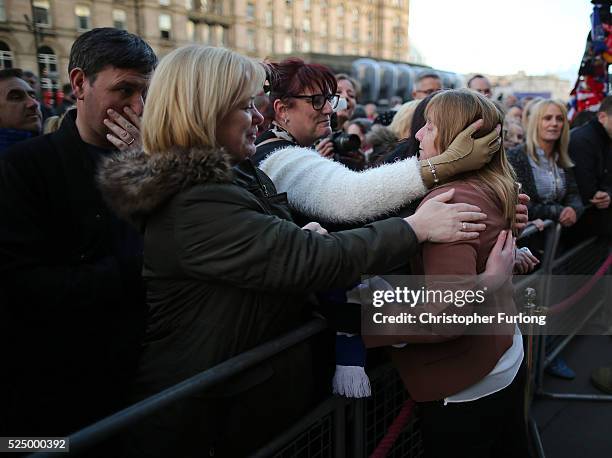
[
  {"xmin": 284, "ymin": 15, "xmax": 292, "ymax": 30},
  {"xmin": 113, "ymin": 9, "xmax": 126, "ymax": 29},
  {"xmin": 217, "ymin": 25, "xmax": 227, "ymax": 47},
  {"xmin": 265, "ymin": 32, "xmax": 273, "ymax": 53},
  {"xmin": 0, "ymin": 41, "xmax": 13, "ymax": 69},
  {"xmin": 186, "ymin": 20, "xmax": 195, "ymax": 41},
  {"xmin": 159, "ymin": 0, "xmax": 170, "ymax": 5},
  {"xmin": 75, "ymin": 5, "xmax": 91, "ymax": 31},
  {"xmin": 352, "ymin": 27, "xmax": 358, "ymax": 42},
  {"xmin": 206, "ymin": 24, "xmax": 226, "ymax": 46},
  {"xmin": 159, "ymin": 13, "xmax": 172, "ymax": 39},
  {"xmin": 336, "ymin": 22, "xmax": 343, "ymax": 38},
  {"xmin": 247, "ymin": 29, "xmax": 256, "ymax": 51},
  {"xmin": 0, "ymin": 0, "xmax": 6, "ymax": 22},
  {"xmin": 303, "ymin": 39, "xmax": 310, "ymax": 52},
  {"xmin": 185, "ymin": 0, "xmax": 193, "ymax": 9},
  {"xmin": 320, "ymin": 20, "xmax": 327, "ymax": 36},
  {"xmin": 38, "ymin": 46, "xmax": 57, "ymax": 74},
  {"xmin": 246, "ymin": 2, "xmax": 255, "ymax": 20},
  {"xmin": 33, "ymin": 0, "xmax": 51, "ymax": 26},
  {"xmin": 201, "ymin": 23, "xmax": 210, "ymax": 44},
  {"xmin": 265, "ymin": 11, "xmax": 273, "ymax": 27},
  {"xmin": 303, "ymin": 0, "xmax": 310, "ymax": 10},
  {"xmin": 303, "ymin": 18, "xmax": 310, "ymax": 32},
  {"xmin": 211, "ymin": 0, "xmax": 223, "ymax": 15},
  {"xmin": 284, "ymin": 36, "xmax": 292, "ymax": 53},
  {"xmin": 337, "ymin": 4, "xmax": 344, "ymax": 17}
]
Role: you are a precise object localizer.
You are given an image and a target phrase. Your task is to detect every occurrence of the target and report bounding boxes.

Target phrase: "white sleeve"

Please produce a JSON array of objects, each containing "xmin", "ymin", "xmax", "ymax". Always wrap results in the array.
[{"xmin": 259, "ymin": 145, "xmax": 428, "ymax": 223}]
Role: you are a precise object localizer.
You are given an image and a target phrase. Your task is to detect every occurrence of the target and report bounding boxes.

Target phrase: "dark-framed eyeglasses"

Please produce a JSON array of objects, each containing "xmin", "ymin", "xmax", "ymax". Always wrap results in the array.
[{"xmin": 290, "ymin": 93, "xmax": 340, "ymax": 111}]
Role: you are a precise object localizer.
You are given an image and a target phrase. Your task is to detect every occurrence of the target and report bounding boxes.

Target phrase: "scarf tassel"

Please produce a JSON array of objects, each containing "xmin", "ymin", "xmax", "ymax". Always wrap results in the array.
[{"xmin": 332, "ymin": 364, "xmax": 372, "ymax": 398}]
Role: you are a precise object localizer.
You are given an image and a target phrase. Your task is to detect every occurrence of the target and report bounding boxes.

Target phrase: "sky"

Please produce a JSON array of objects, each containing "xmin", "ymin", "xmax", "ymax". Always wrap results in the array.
[{"xmin": 408, "ymin": 0, "xmax": 594, "ymax": 81}]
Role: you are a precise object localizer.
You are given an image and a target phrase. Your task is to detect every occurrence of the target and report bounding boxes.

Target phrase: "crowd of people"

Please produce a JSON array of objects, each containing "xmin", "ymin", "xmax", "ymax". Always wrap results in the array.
[{"xmin": 0, "ymin": 27, "xmax": 610, "ymax": 457}]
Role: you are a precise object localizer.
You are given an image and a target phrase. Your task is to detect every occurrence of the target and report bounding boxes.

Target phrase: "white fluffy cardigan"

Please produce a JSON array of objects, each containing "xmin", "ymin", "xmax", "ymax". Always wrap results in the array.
[{"xmin": 259, "ymin": 146, "xmax": 428, "ymax": 223}]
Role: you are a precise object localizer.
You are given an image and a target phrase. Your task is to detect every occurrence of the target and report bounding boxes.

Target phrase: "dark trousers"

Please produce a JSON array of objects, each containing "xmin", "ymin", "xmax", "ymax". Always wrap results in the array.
[{"xmin": 418, "ymin": 363, "xmax": 532, "ymax": 458}]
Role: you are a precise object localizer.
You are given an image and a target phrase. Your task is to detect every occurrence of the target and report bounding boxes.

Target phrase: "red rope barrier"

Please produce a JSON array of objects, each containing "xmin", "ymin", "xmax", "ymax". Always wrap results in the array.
[
  {"xmin": 368, "ymin": 252, "xmax": 611, "ymax": 458},
  {"xmin": 369, "ymin": 399, "xmax": 416, "ymax": 458},
  {"xmin": 547, "ymin": 252, "xmax": 612, "ymax": 316}
]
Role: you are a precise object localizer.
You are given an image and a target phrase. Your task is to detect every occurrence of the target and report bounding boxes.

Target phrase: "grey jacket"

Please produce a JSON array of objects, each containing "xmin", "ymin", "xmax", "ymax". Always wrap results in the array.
[{"xmin": 507, "ymin": 144, "xmax": 584, "ymax": 221}]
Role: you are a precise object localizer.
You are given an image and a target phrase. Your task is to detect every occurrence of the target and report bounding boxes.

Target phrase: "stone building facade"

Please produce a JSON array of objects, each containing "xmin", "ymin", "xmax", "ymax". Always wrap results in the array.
[{"xmin": 0, "ymin": 0, "xmax": 409, "ymax": 96}]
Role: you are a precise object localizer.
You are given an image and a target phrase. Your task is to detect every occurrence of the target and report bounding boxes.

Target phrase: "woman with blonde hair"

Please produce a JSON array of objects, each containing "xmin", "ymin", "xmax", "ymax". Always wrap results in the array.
[
  {"xmin": 97, "ymin": 45, "xmax": 492, "ymax": 456},
  {"xmin": 365, "ymin": 89, "xmax": 531, "ymax": 457},
  {"xmin": 389, "ymin": 99, "xmax": 420, "ymax": 139},
  {"xmin": 508, "ymin": 99, "xmax": 584, "ymax": 381},
  {"xmin": 508, "ymin": 99, "xmax": 583, "ymax": 226}
]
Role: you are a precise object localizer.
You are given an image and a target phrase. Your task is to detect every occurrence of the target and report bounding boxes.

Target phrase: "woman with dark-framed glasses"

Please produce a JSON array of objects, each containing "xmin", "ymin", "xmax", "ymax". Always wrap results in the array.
[
  {"xmin": 253, "ymin": 57, "xmax": 504, "ymax": 228},
  {"xmin": 253, "ymin": 58, "xmax": 342, "ymax": 163}
]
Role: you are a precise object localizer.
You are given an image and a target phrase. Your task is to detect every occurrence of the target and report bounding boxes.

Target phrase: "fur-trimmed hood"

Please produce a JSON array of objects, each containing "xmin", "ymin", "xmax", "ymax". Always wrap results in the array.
[{"xmin": 97, "ymin": 147, "xmax": 233, "ymax": 222}]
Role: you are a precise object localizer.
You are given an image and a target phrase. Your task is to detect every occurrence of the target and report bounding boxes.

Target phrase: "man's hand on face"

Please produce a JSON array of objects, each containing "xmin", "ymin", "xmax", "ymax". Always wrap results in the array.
[
  {"xmin": 104, "ymin": 106, "xmax": 142, "ymax": 151},
  {"xmin": 590, "ymin": 190, "xmax": 611, "ymax": 209}
]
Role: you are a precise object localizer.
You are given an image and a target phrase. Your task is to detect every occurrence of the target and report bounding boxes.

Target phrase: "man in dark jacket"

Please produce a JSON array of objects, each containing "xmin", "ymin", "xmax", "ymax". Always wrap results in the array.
[
  {"xmin": 0, "ymin": 28, "xmax": 156, "ymax": 437},
  {"xmin": 569, "ymin": 98, "xmax": 612, "ymax": 395},
  {"xmin": 568, "ymin": 97, "xmax": 612, "ymax": 239}
]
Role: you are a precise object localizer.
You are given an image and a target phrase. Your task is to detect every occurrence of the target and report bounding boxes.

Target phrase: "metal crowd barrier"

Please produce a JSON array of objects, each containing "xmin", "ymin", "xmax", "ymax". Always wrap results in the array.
[
  {"xmin": 515, "ymin": 221, "xmax": 612, "ymax": 458},
  {"xmin": 29, "ymin": 220, "xmax": 610, "ymax": 458},
  {"xmin": 250, "ymin": 364, "xmax": 423, "ymax": 458},
  {"xmin": 536, "ymin": 233, "xmax": 612, "ymax": 402}
]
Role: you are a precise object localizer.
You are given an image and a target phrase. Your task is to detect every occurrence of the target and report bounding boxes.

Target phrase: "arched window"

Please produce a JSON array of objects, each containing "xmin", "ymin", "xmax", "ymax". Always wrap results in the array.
[
  {"xmin": 37, "ymin": 46, "xmax": 59, "ymax": 107},
  {"xmin": 38, "ymin": 45, "xmax": 58, "ymax": 75},
  {"xmin": 0, "ymin": 41, "xmax": 13, "ymax": 69}
]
